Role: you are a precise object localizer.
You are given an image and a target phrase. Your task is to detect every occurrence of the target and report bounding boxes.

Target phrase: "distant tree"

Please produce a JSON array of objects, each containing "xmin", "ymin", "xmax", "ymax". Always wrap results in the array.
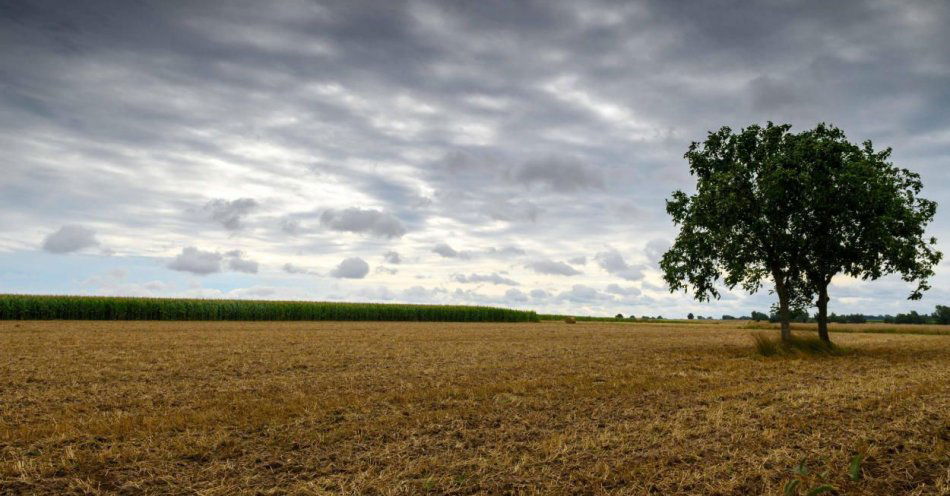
[
  {"xmin": 894, "ymin": 311, "xmax": 927, "ymax": 324},
  {"xmin": 662, "ymin": 123, "xmax": 941, "ymax": 343},
  {"xmin": 615, "ymin": 313, "xmax": 624, "ymax": 319},
  {"xmin": 846, "ymin": 314, "xmax": 867, "ymax": 324},
  {"xmin": 934, "ymin": 305, "xmax": 950, "ymax": 325},
  {"xmin": 687, "ymin": 312, "xmax": 694, "ymax": 320},
  {"xmin": 750, "ymin": 311, "xmax": 769, "ymax": 322},
  {"xmin": 722, "ymin": 315, "xmax": 736, "ymax": 320}
]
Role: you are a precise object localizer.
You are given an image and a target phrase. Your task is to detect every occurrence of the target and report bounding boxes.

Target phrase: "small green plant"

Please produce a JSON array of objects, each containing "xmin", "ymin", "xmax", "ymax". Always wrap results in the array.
[
  {"xmin": 848, "ymin": 453, "xmax": 863, "ymax": 481},
  {"xmin": 782, "ymin": 455, "xmax": 869, "ymax": 495}
]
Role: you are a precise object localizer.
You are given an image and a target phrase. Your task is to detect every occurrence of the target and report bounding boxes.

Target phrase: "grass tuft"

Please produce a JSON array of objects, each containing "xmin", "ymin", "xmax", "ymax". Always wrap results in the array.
[{"xmin": 752, "ymin": 333, "xmax": 846, "ymax": 357}]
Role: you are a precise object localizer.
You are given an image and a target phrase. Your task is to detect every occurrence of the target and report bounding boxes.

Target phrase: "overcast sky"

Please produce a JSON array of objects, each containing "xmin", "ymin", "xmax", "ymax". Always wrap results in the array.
[{"xmin": 2, "ymin": 0, "xmax": 948, "ymax": 317}]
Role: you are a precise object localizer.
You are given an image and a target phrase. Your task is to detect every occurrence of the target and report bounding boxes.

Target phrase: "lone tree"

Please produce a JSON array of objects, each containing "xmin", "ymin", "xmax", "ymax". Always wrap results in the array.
[{"xmin": 661, "ymin": 123, "xmax": 941, "ymax": 342}]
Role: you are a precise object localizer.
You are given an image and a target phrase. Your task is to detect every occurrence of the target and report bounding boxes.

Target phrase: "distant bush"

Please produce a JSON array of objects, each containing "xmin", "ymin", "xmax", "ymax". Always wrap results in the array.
[
  {"xmin": 750, "ymin": 311, "xmax": 769, "ymax": 321},
  {"xmin": 721, "ymin": 315, "xmax": 736, "ymax": 320}
]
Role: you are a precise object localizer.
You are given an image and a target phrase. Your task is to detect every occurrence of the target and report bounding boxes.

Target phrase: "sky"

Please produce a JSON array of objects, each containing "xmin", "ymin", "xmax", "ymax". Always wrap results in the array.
[{"xmin": 1, "ymin": 0, "xmax": 949, "ymax": 318}]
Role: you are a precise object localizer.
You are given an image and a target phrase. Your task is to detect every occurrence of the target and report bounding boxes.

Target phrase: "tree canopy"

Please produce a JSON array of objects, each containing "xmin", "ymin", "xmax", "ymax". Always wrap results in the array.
[{"xmin": 661, "ymin": 122, "xmax": 941, "ymax": 341}]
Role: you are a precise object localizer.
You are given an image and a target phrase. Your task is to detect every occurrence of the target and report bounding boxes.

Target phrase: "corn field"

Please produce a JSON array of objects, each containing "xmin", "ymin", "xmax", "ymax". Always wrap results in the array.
[{"xmin": 0, "ymin": 294, "xmax": 540, "ymax": 322}]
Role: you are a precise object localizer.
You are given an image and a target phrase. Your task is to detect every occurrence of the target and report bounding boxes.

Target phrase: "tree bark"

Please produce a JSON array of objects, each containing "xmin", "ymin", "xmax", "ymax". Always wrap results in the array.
[
  {"xmin": 816, "ymin": 281, "xmax": 830, "ymax": 343},
  {"xmin": 774, "ymin": 275, "xmax": 792, "ymax": 342}
]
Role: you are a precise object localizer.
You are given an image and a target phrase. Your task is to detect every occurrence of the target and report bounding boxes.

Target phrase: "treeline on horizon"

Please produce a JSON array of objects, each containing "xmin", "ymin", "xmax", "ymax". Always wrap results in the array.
[
  {"xmin": 721, "ymin": 305, "xmax": 949, "ymax": 325},
  {"xmin": 0, "ymin": 294, "xmax": 540, "ymax": 322}
]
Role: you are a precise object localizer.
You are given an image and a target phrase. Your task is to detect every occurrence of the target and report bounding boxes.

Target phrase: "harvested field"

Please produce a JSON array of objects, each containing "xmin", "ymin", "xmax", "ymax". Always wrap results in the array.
[{"xmin": 1, "ymin": 321, "xmax": 948, "ymax": 495}]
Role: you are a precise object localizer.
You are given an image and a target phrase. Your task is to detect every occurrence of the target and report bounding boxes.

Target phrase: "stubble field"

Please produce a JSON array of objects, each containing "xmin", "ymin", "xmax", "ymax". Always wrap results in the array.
[{"xmin": 1, "ymin": 321, "xmax": 948, "ymax": 495}]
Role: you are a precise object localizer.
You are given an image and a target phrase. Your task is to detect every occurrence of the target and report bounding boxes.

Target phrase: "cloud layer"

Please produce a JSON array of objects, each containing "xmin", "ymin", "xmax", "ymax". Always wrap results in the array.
[{"xmin": 2, "ymin": 1, "xmax": 949, "ymax": 317}]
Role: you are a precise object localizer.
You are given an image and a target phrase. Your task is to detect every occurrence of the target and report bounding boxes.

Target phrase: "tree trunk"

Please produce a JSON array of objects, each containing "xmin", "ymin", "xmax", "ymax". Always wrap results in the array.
[
  {"xmin": 775, "ymin": 282, "xmax": 792, "ymax": 342},
  {"xmin": 816, "ymin": 282, "xmax": 830, "ymax": 343}
]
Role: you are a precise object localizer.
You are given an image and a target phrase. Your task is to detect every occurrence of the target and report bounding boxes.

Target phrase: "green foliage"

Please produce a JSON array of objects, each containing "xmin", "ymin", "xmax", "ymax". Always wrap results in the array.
[
  {"xmin": 0, "ymin": 294, "xmax": 540, "ymax": 322},
  {"xmin": 770, "ymin": 307, "xmax": 810, "ymax": 323},
  {"xmin": 931, "ymin": 305, "xmax": 950, "ymax": 325},
  {"xmin": 687, "ymin": 312, "xmax": 694, "ymax": 320},
  {"xmin": 750, "ymin": 311, "xmax": 769, "ymax": 321},
  {"xmin": 893, "ymin": 310, "xmax": 928, "ymax": 324}
]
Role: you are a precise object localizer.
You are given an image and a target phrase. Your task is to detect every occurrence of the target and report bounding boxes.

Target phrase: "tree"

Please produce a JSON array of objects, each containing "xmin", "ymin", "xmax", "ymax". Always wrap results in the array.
[
  {"xmin": 791, "ymin": 124, "xmax": 941, "ymax": 341},
  {"xmin": 661, "ymin": 123, "xmax": 941, "ymax": 343},
  {"xmin": 687, "ymin": 312, "xmax": 694, "ymax": 320},
  {"xmin": 895, "ymin": 311, "xmax": 927, "ymax": 324},
  {"xmin": 934, "ymin": 305, "xmax": 950, "ymax": 325},
  {"xmin": 750, "ymin": 311, "xmax": 769, "ymax": 322},
  {"xmin": 615, "ymin": 313, "xmax": 624, "ymax": 319}
]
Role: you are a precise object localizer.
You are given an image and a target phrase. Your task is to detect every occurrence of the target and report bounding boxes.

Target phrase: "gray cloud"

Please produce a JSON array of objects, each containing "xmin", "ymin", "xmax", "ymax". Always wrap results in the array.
[
  {"xmin": 484, "ymin": 245, "xmax": 527, "ymax": 258},
  {"xmin": 330, "ymin": 257, "xmax": 370, "ymax": 279},
  {"xmin": 42, "ymin": 225, "xmax": 99, "ymax": 253},
  {"xmin": 644, "ymin": 239, "xmax": 671, "ymax": 265},
  {"xmin": 514, "ymin": 157, "xmax": 605, "ymax": 192},
  {"xmin": 525, "ymin": 259, "xmax": 582, "ymax": 276},
  {"xmin": 568, "ymin": 256, "xmax": 587, "ymax": 265},
  {"xmin": 168, "ymin": 247, "xmax": 222, "ymax": 275},
  {"xmin": 557, "ymin": 284, "xmax": 614, "ymax": 303},
  {"xmin": 452, "ymin": 273, "xmax": 519, "ymax": 286},
  {"xmin": 383, "ymin": 251, "xmax": 402, "ymax": 264},
  {"xmin": 595, "ymin": 249, "xmax": 646, "ymax": 281},
  {"xmin": 530, "ymin": 289, "xmax": 551, "ymax": 299},
  {"xmin": 505, "ymin": 288, "xmax": 529, "ymax": 302},
  {"xmin": 320, "ymin": 208, "xmax": 406, "ymax": 238},
  {"xmin": 283, "ymin": 263, "xmax": 314, "ymax": 275},
  {"xmin": 204, "ymin": 198, "xmax": 258, "ymax": 231},
  {"xmin": 605, "ymin": 284, "xmax": 641, "ymax": 297},
  {"xmin": 226, "ymin": 253, "xmax": 259, "ymax": 274},
  {"xmin": 432, "ymin": 242, "xmax": 471, "ymax": 259}
]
